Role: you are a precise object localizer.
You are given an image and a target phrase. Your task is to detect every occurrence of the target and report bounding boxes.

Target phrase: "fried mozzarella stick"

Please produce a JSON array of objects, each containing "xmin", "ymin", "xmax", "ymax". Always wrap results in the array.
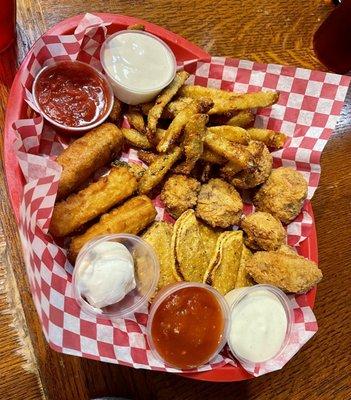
[
  {"xmin": 68, "ymin": 195, "xmax": 156, "ymax": 263},
  {"xmin": 50, "ymin": 166, "xmax": 138, "ymax": 237},
  {"xmin": 56, "ymin": 123, "xmax": 123, "ymax": 200}
]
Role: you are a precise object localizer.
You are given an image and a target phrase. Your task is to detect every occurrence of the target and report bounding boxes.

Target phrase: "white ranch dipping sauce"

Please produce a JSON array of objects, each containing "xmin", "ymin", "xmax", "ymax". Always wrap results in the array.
[
  {"xmin": 225, "ymin": 286, "xmax": 290, "ymax": 364},
  {"xmin": 101, "ymin": 31, "xmax": 176, "ymax": 104}
]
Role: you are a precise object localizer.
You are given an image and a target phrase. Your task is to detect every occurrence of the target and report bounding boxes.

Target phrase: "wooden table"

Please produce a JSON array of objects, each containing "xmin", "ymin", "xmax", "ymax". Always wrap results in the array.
[{"xmin": 1, "ymin": 1, "xmax": 350, "ymax": 399}]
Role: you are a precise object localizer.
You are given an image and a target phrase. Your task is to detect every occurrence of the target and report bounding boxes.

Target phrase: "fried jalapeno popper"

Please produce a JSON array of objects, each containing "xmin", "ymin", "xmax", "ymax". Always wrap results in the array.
[
  {"xmin": 50, "ymin": 166, "xmax": 138, "ymax": 237},
  {"xmin": 56, "ymin": 123, "xmax": 123, "ymax": 199},
  {"xmin": 68, "ymin": 195, "xmax": 156, "ymax": 262}
]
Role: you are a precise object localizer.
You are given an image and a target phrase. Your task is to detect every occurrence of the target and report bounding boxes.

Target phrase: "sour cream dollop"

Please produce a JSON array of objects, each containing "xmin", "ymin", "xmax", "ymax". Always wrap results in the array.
[{"xmin": 77, "ymin": 241, "xmax": 136, "ymax": 310}]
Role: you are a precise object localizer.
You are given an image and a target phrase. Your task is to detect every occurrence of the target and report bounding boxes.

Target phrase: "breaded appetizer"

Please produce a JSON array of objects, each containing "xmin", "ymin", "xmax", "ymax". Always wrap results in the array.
[
  {"xmin": 68, "ymin": 195, "xmax": 156, "ymax": 262},
  {"xmin": 161, "ymin": 174, "xmax": 201, "ymax": 219},
  {"xmin": 56, "ymin": 123, "xmax": 123, "ymax": 199},
  {"xmin": 247, "ymin": 128, "xmax": 287, "ymax": 150},
  {"xmin": 109, "ymin": 98, "xmax": 123, "ymax": 123},
  {"xmin": 254, "ymin": 167, "xmax": 308, "ymax": 223},
  {"xmin": 125, "ymin": 105, "xmax": 146, "ymax": 133},
  {"xmin": 196, "ymin": 178, "xmax": 243, "ymax": 228},
  {"xmin": 240, "ymin": 211, "xmax": 286, "ymax": 251},
  {"xmin": 235, "ymin": 245, "xmax": 255, "ymax": 288},
  {"xmin": 50, "ymin": 166, "xmax": 138, "ymax": 237},
  {"xmin": 246, "ymin": 250, "xmax": 322, "ymax": 293}
]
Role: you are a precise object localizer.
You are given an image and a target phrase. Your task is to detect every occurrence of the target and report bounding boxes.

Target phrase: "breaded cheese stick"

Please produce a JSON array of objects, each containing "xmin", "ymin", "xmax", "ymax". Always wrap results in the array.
[
  {"xmin": 56, "ymin": 123, "xmax": 123, "ymax": 199},
  {"xmin": 68, "ymin": 195, "xmax": 156, "ymax": 262},
  {"xmin": 50, "ymin": 166, "xmax": 138, "ymax": 237}
]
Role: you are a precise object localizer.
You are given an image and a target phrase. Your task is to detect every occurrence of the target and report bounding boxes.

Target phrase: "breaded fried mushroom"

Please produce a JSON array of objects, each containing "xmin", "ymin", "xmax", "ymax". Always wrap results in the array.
[
  {"xmin": 241, "ymin": 211, "xmax": 286, "ymax": 251},
  {"xmin": 161, "ymin": 175, "xmax": 201, "ymax": 219}
]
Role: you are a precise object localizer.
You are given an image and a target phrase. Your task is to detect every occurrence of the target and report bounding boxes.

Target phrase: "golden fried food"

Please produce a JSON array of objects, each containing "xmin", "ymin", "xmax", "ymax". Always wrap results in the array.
[
  {"xmin": 141, "ymin": 221, "xmax": 177, "ymax": 292},
  {"xmin": 219, "ymin": 161, "xmax": 246, "ymax": 181},
  {"xmin": 109, "ymin": 98, "xmax": 123, "ymax": 123},
  {"xmin": 207, "ymin": 126, "xmax": 250, "ymax": 144},
  {"xmin": 56, "ymin": 123, "xmax": 123, "ymax": 200},
  {"xmin": 198, "ymin": 221, "xmax": 221, "ymax": 263},
  {"xmin": 111, "ymin": 160, "xmax": 145, "ymax": 180},
  {"xmin": 247, "ymin": 128, "xmax": 287, "ymax": 149},
  {"xmin": 50, "ymin": 166, "xmax": 137, "ymax": 237},
  {"xmin": 140, "ymin": 101, "xmax": 153, "ymax": 115},
  {"xmin": 204, "ymin": 132, "xmax": 253, "ymax": 170},
  {"xmin": 157, "ymin": 98, "xmax": 213, "ymax": 153},
  {"xmin": 137, "ymin": 150, "xmax": 159, "ymax": 165},
  {"xmin": 200, "ymin": 148, "xmax": 226, "ymax": 164},
  {"xmin": 178, "ymin": 85, "xmax": 240, "ymax": 101},
  {"xmin": 235, "ymin": 245, "xmax": 254, "ymax": 288},
  {"xmin": 161, "ymin": 174, "xmax": 201, "ymax": 218},
  {"xmin": 204, "ymin": 231, "xmax": 243, "ymax": 295},
  {"xmin": 161, "ymin": 97, "xmax": 193, "ymax": 119},
  {"xmin": 68, "ymin": 196, "xmax": 156, "ymax": 262},
  {"xmin": 173, "ymin": 114, "xmax": 208, "ymax": 174},
  {"xmin": 230, "ymin": 141, "xmax": 273, "ymax": 189},
  {"xmin": 196, "ymin": 178, "xmax": 243, "ymax": 228},
  {"xmin": 138, "ymin": 146, "xmax": 182, "ymax": 194},
  {"xmin": 126, "ymin": 106, "xmax": 145, "ymax": 133},
  {"xmin": 277, "ymin": 244, "xmax": 297, "ymax": 255},
  {"xmin": 254, "ymin": 167, "xmax": 308, "ymax": 224},
  {"xmin": 147, "ymin": 71, "xmax": 190, "ymax": 139},
  {"xmin": 241, "ymin": 211, "xmax": 286, "ymax": 251},
  {"xmin": 226, "ymin": 110, "xmax": 254, "ymax": 128},
  {"xmin": 121, "ymin": 128, "xmax": 152, "ymax": 149},
  {"xmin": 171, "ymin": 209, "xmax": 208, "ymax": 282},
  {"xmin": 246, "ymin": 250, "xmax": 323, "ymax": 293}
]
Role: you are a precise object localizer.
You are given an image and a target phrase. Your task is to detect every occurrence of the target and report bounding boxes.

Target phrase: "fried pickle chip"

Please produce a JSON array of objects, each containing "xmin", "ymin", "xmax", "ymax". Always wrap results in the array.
[
  {"xmin": 235, "ymin": 245, "xmax": 255, "ymax": 288},
  {"xmin": 157, "ymin": 98, "xmax": 213, "ymax": 153},
  {"xmin": 172, "ymin": 210, "xmax": 209, "ymax": 282},
  {"xmin": 122, "ymin": 128, "xmax": 152, "ymax": 149},
  {"xmin": 173, "ymin": 113, "xmax": 208, "ymax": 174},
  {"xmin": 147, "ymin": 71, "xmax": 190, "ymax": 139},
  {"xmin": 207, "ymin": 126, "xmax": 250, "ymax": 144},
  {"xmin": 204, "ymin": 231, "xmax": 243, "ymax": 295},
  {"xmin": 142, "ymin": 221, "xmax": 177, "ymax": 293},
  {"xmin": 226, "ymin": 110, "xmax": 254, "ymax": 128},
  {"xmin": 126, "ymin": 106, "xmax": 146, "ymax": 133},
  {"xmin": 138, "ymin": 146, "xmax": 182, "ymax": 194}
]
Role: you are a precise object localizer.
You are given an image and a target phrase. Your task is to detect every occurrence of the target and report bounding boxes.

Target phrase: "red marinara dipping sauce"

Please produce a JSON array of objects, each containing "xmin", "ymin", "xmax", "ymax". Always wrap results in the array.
[
  {"xmin": 33, "ymin": 61, "xmax": 112, "ymax": 128},
  {"xmin": 148, "ymin": 284, "xmax": 227, "ymax": 369}
]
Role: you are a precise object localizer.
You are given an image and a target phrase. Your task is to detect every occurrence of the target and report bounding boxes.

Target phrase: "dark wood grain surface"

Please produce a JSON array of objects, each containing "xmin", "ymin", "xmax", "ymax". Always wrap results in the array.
[{"xmin": 1, "ymin": 0, "xmax": 351, "ymax": 399}]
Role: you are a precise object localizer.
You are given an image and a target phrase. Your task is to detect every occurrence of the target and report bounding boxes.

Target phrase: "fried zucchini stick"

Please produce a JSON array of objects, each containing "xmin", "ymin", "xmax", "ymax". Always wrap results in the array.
[
  {"xmin": 122, "ymin": 128, "xmax": 152, "ymax": 149},
  {"xmin": 50, "ymin": 166, "xmax": 138, "ymax": 237},
  {"xmin": 179, "ymin": 85, "xmax": 240, "ymax": 100},
  {"xmin": 126, "ymin": 106, "xmax": 146, "ymax": 133},
  {"xmin": 207, "ymin": 126, "xmax": 250, "ymax": 144},
  {"xmin": 68, "ymin": 196, "xmax": 156, "ymax": 262},
  {"xmin": 247, "ymin": 128, "xmax": 287, "ymax": 149},
  {"xmin": 56, "ymin": 123, "xmax": 123, "ymax": 200},
  {"xmin": 226, "ymin": 110, "xmax": 254, "ymax": 127}
]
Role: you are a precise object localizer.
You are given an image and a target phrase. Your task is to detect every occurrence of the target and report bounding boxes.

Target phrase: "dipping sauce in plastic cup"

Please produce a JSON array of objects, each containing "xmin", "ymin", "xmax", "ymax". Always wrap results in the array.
[
  {"xmin": 33, "ymin": 60, "xmax": 114, "ymax": 133},
  {"xmin": 100, "ymin": 30, "xmax": 176, "ymax": 105},
  {"xmin": 147, "ymin": 282, "xmax": 229, "ymax": 370}
]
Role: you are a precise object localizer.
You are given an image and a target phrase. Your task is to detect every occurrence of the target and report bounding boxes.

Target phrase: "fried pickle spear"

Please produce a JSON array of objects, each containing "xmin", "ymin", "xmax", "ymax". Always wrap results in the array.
[
  {"xmin": 173, "ymin": 114, "xmax": 208, "ymax": 174},
  {"xmin": 147, "ymin": 70, "xmax": 190, "ymax": 140},
  {"xmin": 207, "ymin": 126, "xmax": 250, "ymax": 144},
  {"xmin": 121, "ymin": 128, "xmax": 152, "ymax": 149},
  {"xmin": 200, "ymin": 148, "xmax": 226, "ymax": 164},
  {"xmin": 161, "ymin": 97, "xmax": 193, "ymax": 119},
  {"xmin": 226, "ymin": 110, "xmax": 254, "ymax": 127},
  {"xmin": 56, "ymin": 123, "xmax": 123, "ymax": 200},
  {"xmin": 126, "ymin": 106, "xmax": 146, "ymax": 133},
  {"xmin": 178, "ymin": 85, "xmax": 240, "ymax": 101},
  {"xmin": 50, "ymin": 166, "xmax": 138, "ymax": 237},
  {"xmin": 68, "ymin": 196, "xmax": 156, "ymax": 263},
  {"xmin": 247, "ymin": 128, "xmax": 287, "ymax": 149},
  {"xmin": 109, "ymin": 98, "xmax": 123, "ymax": 123},
  {"xmin": 138, "ymin": 146, "xmax": 182, "ymax": 194},
  {"xmin": 157, "ymin": 99, "xmax": 213, "ymax": 153},
  {"xmin": 137, "ymin": 150, "xmax": 159, "ymax": 165}
]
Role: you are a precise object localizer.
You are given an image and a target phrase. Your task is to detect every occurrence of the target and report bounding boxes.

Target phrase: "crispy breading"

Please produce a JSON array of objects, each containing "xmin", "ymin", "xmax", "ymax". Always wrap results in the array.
[
  {"xmin": 178, "ymin": 85, "xmax": 240, "ymax": 101},
  {"xmin": 204, "ymin": 231, "xmax": 243, "ymax": 295},
  {"xmin": 109, "ymin": 98, "xmax": 123, "ymax": 123},
  {"xmin": 246, "ymin": 250, "xmax": 322, "ymax": 293},
  {"xmin": 219, "ymin": 161, "xmax": 246, "ymax": 181},
  {"xmin": 56, "ymin": 123, "xmax": 123, "ymax": 200},
  {"xmin": 198, "ymin": 221, "xmax": 222, "ymax": 263},
  {"xmin": 157, "ymin": 98, "xmax": 213, "ymax": 153},
  {"xmin": 50, "ymin": 166, "xmax": 137, "ymax": 237},
  {"xmin": 141, "ymin": 221, "xmax": 177, "ymax": 293},
  {"xmin": 230, "ymin": 141, "xmax": 273, "ymax": 189},
  {"xmin": 277, "ymin": 244, "xmax": 297, "ymax": 255},
  {"xmin": 137, "ymin": 150, "xmax": 159, "ymax": 165},
  {"xmin": 138, "ymin": 146, "xmax": 182, "ymax": 194},
  {"xmin": 235, "ymin": 245, "xmax": 255, "ymax": 288},
  {"xmin": 247, "ymin": 128, "xmax": 287, "ymax": 149},
  {"xmin": 196, "ymin": 178, "xmax": 243, "ymax": 228},
  {"xmin": 140, "ymin": 101, "xmax": 154, "ymax": 115},
  {"xmin": 161, "ymin": 174, "xmax": 201, "ymax": 219},
  {"xmin": 253, "ymin": 167, "xmax": 308, "ymax": 224},
  {"xmin": 173, "ymin": 114, "xmax": 208, "ymax": 174},
  {"xmin": 226, "ymin": 111, "xmax": 254, "ymax": 128},
  {"xmin": 161, "ymin": 97, "xmax": 194, "ymax": 119},
  {"xmin": 200, "ymin": 148, "xmax": 226, "ymax": 164},
  {"xmin": 121, "ymin": 128, "xmax": 152, "ymax": 149},
  {"xmin": 126, "ymin": 106, "xmax": 146, "ymax": 133},
  {"xmin": 110, "ymin": 160, "xmax": 145, "ymax": 181},
  {"xmin": 241, "ymin": 211, "xmax": 286, "ymax": 251},
  {"xmin": 68, "ymin": 196, "xmax": 156, "ymax": 263},
  {"xmin": 171, "ymin": 210, "xmax": 208, "ymax": 282},
  {"xmin": 147, "ymin": 71, "xmax": 190, "ymax": 139},
  {"xmin": 206, "ymin": 126, "xmax": 250, "ymax": 144}
]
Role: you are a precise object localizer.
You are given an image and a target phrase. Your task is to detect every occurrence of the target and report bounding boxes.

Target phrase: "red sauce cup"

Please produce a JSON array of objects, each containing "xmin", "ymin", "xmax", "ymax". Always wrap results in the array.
[
  {"xmin": 146, "ymin": 282, "xmax": 230, "ymax": 370},
  {"xmin": 32, "ymin": 60, "xmax": 114, "ymax": 134}
]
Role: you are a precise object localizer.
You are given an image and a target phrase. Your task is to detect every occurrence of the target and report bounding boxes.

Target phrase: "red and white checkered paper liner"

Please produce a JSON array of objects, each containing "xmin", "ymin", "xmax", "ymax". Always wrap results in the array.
[{"xmin": 10, "ymin": 14, "xmax": 351, "ymax": 377}]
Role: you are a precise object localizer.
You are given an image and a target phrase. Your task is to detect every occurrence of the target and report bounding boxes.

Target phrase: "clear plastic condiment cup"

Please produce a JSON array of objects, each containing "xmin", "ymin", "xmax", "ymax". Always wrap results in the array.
[
  {"xmin": 146, "ymin": 282, "xmax": 230, "ymax": 370},
  {"xmin": 226, "ymin": 284, "xmax": 293, "ymax": 370},
  {"xmin": 100, "ymin": 30, "xmax": 177, "ymax": 105},
  {"xmin": 72, "ymin": 234, "xmax": 159, "ymax": 320}
]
